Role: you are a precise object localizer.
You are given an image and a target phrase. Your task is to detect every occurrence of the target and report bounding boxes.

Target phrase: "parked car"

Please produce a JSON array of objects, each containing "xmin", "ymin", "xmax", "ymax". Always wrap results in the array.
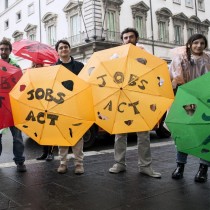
[{"xmin": 83, "ymin": 113, "xmax": 171, "ymax": 148}]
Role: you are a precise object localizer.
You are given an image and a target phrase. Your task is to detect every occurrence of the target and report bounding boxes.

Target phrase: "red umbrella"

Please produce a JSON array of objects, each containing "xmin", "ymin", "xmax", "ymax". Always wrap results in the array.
[
  {"xmin": 0, "ymin": 59, "xmax": 22, "ymax": 129},
  {"xmin": 12, "ymin": 39, "xmax": 58, "ymax": 65}
]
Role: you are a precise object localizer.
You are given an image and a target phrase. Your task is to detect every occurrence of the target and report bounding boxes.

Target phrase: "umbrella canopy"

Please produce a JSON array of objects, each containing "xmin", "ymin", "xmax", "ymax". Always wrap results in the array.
[
  {"xmin": 12, "ymin": 39, "xmax": 58, "ymax": 64},
  {"xmin": 9, "ymin": 65, "xmax": 95, "ymax": 146},
  {"xmin": 166, "ymin": 72, "xmax": 210, "ymax": 161},
  {"xmin": 79, "ymin": 44, "xmax": 174, "ymax": 134},
  {"xmin": 0, "ymin": 59, "xmax": 22, "ymax": 129}
]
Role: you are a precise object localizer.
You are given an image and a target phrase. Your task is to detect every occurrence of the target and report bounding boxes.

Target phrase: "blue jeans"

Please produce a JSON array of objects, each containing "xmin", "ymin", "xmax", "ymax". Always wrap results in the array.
[
  {"xmin": 0, "ymin": 126, "xmax": 25, "ymax": 165},
  {"xmin": 0, "ymin": 139, "xmax": 2, "ymax": 156},
  {"xmin": 177, "ymin": 151, "xmax": 210, "ymax": 166}
]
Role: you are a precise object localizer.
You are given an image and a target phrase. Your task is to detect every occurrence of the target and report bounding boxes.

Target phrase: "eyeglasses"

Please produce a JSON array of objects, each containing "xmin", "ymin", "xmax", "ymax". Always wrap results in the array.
[{"xmin": 0, "ymin": 48, "xmax": 10, "ymax": 52}]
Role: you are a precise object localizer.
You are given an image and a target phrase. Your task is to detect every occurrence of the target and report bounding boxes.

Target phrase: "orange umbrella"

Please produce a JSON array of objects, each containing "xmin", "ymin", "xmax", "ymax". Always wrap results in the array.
[
  {"xmin": 79, "ymin": 44, "xmax": 174, "ymax": 134},
  {"xmin": 9, "ymin": 65, "xmax": 95, "ymax": 146}
]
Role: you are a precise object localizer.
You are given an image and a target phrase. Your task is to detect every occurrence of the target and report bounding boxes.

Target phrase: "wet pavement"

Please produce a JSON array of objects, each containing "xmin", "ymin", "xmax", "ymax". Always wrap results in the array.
[{"xmin": 0, "ymin": 133, "xmax": 210, "ymax": 210}]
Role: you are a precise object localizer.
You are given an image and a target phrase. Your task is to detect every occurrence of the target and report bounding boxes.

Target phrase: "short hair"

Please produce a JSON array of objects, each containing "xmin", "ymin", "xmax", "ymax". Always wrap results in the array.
[
  {"xmin": 55, "ymin": 39, "xmax": 70, "ymax": 52},
  {"xmin": 120, "ymin": 28, "xmax": 139, "ymax": 40},
  {"xmin": 0, "ymin": 38, "xmax": 12, "ymax": 52}
]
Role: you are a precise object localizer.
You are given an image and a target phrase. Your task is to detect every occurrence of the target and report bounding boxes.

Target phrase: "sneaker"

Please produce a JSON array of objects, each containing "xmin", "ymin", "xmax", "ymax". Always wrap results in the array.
[
  {"xmin": 46, "ymin": 153, "xmax": 54, "ymax": 161},
  {"xmin": 140, "ymin": 166, "xmax": 161, "ymax": 178},
  {"xmin": 17, "ymin": 164, "xmax": 27, "ymax": 172},
  {"xmin": 75, "ymin": 165, "xmax": 84, "ymax": 175},
  {"xmin": 109, "ymin": 163, "xmax": 126, "ymax": 174},
  {"xmin": 36, "ymin": 153, "xmax": 48, "ymax": 160},
  {"xmin": 57, "ymin": 164, "xmax": 67, "ymax": 174}
]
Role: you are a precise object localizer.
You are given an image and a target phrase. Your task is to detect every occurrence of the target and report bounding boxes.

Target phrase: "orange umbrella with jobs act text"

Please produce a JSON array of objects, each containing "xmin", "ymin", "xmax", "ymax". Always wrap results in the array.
[
  {"xmin": 9, "ymin": 65, "xmax": 95, "ymax": 146},
  {"xmin": 79, "ymin": 44, "xmax": 174, "ymax": 134}
]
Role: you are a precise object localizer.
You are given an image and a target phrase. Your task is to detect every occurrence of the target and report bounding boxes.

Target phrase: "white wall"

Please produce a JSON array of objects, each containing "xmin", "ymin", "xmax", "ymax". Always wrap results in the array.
[{"xmin": 1, "ymin": 0, "xmax": 210, "ymax": 69}]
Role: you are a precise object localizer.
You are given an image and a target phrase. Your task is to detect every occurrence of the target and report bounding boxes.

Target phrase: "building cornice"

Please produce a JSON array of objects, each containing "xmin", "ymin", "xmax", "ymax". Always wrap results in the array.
[
  {"xmin": 156, "ymin": 7, "xmax": 172, "ymax": 18},
  {"xmin": 131, "ymin": 1, "xmax": 149, "ymax": 18},
  {"xmin": 0, "ymin": 0, "xmax": 23, "ymax": 17},
  {"xmin": 189, "ymin": 15, "xmax": 201, "ymax": 23},
  {"xmin": 42, "ymin": 12, "xmax": 58, "ymax": 23},
  {"xmin": 63, "ymin": 0, "xmax": 82, "ymax": 13},
  {"xmin": 12, "ymin": 30, "xmax": 23, "ymax": 38},
  {"xmin": 24, "ymin": 24, "xmax": 37, "ymax": 32},
  {"xmin": 201, "ymin": 19, "xmax": 210, "ymax": 27},
  {"xmin": 172, "ymin": 12, "xmax": 188, "ymax": 21}
]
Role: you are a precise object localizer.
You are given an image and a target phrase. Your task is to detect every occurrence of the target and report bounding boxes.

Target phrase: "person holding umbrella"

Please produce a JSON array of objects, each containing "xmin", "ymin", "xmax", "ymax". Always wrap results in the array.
[
  {"xmin": 0, "ymin": 38, "xmax": 26, "ymax": 172},
  {"xmin": 27, "ymin": 62, "xmax": 55, "ymax": 162},
  {"xmin": 170, "ymin": 34, "xmax": 210, "ymax": 182},
  {"xmin": 54, "ymin": 39, "xmax": 84, "ymax": 174},
  {"xmin": 109, "ymin": 28, "xmax": 161, "ymax": 178}
]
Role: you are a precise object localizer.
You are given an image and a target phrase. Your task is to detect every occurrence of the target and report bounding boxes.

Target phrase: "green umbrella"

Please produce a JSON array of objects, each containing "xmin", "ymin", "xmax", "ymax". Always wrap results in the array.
[{"xmin": 166, "ymin": 72, "xmax": 210, "ymax": 162}]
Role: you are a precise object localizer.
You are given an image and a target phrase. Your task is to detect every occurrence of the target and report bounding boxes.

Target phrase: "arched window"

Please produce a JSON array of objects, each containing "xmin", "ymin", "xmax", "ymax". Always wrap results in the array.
[
  {"xmin": 42, "ymin": 12, "xmax": 57, "ymax": 46},
  {"xmin": 156, "ymin": 8, "xmax": 172, "ymax": 42},
  {"xmin": 172, "ymin": 12, "xmax": 188, "ymax": 45},
  {"xmin": 131, "ymin": 1, "xmax": 149, "ymax": 39},
  {"xmin": 12, "ymin": 30, "xmax": 23, "ymax": 42},
  {"xmin": 24, "ymin": 24, "xmax": 37, "ymax": 41}
]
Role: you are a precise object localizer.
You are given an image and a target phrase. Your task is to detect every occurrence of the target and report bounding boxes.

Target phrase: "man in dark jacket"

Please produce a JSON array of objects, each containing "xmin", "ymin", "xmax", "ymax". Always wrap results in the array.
[
  {"xmin": 0, "ymin": 38, "xmax": 26, "ymax": 172},
  {"xmin": 55, "ymin": 39, "xmax": 84, "ymax": 174}
]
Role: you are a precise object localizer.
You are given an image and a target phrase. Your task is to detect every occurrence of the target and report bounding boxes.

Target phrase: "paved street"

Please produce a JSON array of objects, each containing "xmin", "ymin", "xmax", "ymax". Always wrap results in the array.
[{"xmin": 0, "ymin": 132, "xmax": 210, "ymax": 210}]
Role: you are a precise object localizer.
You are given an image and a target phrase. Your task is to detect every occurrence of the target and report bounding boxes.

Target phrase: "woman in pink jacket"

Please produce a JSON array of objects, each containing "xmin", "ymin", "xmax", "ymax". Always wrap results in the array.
[{"xmin": 170, "ymin": 33, "xmax": 210, "ymax": 183}]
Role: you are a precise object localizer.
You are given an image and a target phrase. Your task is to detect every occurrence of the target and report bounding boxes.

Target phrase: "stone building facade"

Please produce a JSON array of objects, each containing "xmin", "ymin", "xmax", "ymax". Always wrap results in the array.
[{"xmin": 0, "ymin": 0, "xmax": 209, "ymax": 68}]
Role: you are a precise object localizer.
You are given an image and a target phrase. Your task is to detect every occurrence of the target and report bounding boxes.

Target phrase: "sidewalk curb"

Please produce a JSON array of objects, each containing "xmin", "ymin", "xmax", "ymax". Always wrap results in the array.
[{"xmin": 0, "ymin": 141, "xmax": 174, "ymax": 169}]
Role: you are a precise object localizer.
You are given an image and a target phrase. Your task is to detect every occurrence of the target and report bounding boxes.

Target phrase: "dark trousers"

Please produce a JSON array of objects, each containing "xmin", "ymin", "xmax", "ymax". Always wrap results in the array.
[
  {"xmin": 0, "ymin": 126, "xmax": 25, "ymax": 165},
  {"xmin": 43, "ymin": 146, "xmax": 53, "ymax": 154}
]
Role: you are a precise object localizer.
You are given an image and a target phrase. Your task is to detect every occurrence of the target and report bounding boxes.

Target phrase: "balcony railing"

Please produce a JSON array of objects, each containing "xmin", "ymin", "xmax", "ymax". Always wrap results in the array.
[
  {"xmin": 66, "ymin": 29, "xmax": 203, "ymax": 52},
  {"xmin": 66, "ymin": 29, "xmax": 121, "ymax": 47}
]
